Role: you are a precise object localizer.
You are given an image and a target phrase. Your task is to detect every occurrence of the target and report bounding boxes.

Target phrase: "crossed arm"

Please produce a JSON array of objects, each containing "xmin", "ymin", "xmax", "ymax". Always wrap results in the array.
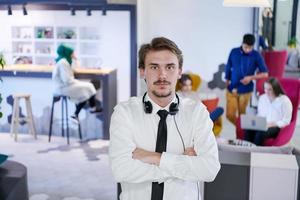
[
  {"xmin": 132, "ymin": 147, "xmax": 197, "ymax": 166},
  {"xmin": 109, "ymin": 104, "xmax": 220, "ymax": 183}
]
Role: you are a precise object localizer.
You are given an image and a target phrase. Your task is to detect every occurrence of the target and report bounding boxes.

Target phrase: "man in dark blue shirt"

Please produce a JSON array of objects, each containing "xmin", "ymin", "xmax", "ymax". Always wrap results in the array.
[{"xmin": 225, "ymin": 34, "xmax": 268, "ymax": 126}]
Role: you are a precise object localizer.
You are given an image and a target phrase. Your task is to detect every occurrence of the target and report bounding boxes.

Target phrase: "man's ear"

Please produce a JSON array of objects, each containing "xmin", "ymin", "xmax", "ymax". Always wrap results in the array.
[
  {"xmin": 139, "ymin": 68, "xmax": 145, "ymax": 79},
  {"xmin": 178, "ymin": 68, "xmax": 182, "ymax": 79}
]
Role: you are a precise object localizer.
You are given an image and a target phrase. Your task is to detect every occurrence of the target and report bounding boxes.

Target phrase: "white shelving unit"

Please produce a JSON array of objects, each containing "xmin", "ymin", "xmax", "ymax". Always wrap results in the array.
[{"xmin": 11, "ymin": 26, "xmax": 102, "ymax": 67}]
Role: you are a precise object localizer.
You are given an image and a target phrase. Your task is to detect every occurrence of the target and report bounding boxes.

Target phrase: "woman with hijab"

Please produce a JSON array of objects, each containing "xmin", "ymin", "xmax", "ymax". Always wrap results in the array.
[{"xmin": 52, "ymin": 44, "xmax": 100, "ymax": 121}]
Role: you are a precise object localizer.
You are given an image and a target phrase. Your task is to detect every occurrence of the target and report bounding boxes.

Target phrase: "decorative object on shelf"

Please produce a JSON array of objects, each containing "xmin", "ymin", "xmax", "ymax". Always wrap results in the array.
[{"xmin": 64, "ymin": 30, "xmax": 76, "ymax": 39}]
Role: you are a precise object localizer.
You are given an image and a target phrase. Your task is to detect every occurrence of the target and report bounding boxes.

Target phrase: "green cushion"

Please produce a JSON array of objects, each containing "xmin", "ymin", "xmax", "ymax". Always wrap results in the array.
[{"xmin": 0, "ymin": 154, "xmax": 8, "ymax": 165}]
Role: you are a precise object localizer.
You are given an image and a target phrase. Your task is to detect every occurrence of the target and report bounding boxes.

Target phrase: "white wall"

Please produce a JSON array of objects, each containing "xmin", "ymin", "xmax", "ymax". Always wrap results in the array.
[{"xmin": 137, "ymin": 0, "xmax": 253, "ymax": 92}]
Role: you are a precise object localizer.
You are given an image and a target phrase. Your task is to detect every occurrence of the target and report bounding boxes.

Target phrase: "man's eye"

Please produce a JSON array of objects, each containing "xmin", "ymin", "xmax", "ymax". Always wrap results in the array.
[
  {"xmin": 150, "ymin": 66, "xmax": 158, "ymax": 69},
  {"xmin": 166, "ymin": 66, "xmax": 175, "ymax": 70}
]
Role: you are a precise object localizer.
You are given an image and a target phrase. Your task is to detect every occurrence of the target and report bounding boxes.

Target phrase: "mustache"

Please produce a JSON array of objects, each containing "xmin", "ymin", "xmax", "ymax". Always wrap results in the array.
[{"xmin": 153, "ymin": 80, "xmax": 171, "ymax": 85}]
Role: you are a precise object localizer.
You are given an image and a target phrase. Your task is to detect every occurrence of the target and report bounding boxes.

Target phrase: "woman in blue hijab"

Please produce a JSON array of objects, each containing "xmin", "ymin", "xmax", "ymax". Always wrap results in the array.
[{"xmin": 52, "ymin": 44, "xmax": 101, "ymax": 121}]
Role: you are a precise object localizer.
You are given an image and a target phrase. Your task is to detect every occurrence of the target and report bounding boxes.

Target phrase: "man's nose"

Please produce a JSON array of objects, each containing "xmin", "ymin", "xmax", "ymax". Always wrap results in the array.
[{"xmin": 158, "ymin": 68, "xmax": 167, "ymax": 78}]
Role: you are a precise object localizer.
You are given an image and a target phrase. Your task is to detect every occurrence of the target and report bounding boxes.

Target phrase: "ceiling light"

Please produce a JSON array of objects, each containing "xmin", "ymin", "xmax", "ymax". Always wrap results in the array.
[
  {"xmin": 7, "ymin": 5, "xmax": 12, "ymax": 15},
  {"xmin": 102, "ymin": 7, "xmax": 107, "ymax": 16},
  {"xmin": 70, "ymin": 7, "xmax": 75, "ymax": 16},
  {"xmin": 86, "ymin": 8, "xmax": 92, "ymax": 16},
  {"xmin": 223, "ymin": 0, "xmax": 271, "ymax": 7},
  {"xmin": 22, "ymin": 4, "xmax": 27, "ymax": 15}
]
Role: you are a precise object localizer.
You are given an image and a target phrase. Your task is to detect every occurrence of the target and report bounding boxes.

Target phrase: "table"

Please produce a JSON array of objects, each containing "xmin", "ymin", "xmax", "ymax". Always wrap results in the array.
[
  {"xmin": 0, "ymin": 160, "xmax": 29, "ymax": 200},
  {"xmin": 0, "ymin": 65, "xmax": 117, "ymax": 139}
]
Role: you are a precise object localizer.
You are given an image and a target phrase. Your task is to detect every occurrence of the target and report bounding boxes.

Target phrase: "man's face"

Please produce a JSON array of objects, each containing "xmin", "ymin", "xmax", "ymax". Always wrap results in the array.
[
  {"xmin": 181, "ymin": 79, "xmax": 192, "ymax": 93},
  {"xmin": 242, "ymin": 43, "xmax": 254, "ymax": 54},
  {"xmin": 140, "ymin": 50, "xmax": 182, "ymax": 98}
]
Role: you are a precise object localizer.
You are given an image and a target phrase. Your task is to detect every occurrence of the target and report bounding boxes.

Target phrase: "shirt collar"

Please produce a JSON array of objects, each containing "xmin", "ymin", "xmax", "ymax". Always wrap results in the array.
[
  {"xmin": 239, "ymin": 46, "xmax": 254, "ymax": 56},
  {"xmin": 145, "ymin": 93, "xmax": 177, "ymax": 115}
]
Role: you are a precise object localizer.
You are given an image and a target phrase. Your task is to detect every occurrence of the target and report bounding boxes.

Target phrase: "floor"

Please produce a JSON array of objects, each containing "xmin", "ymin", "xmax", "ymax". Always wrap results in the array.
[{"xmin": 0, "ymin": 134, "xmax": 116, "ymax": 200}]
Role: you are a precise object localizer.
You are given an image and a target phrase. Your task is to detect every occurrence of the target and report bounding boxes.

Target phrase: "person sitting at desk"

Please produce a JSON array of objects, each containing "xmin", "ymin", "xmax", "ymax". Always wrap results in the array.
[
  {"xmin": 52, "ymin": 44, "xmax": 102, "ymax": 122},
  {"xmin": 243, "ymin": 77, "xmax": 292, "ymax": 146},
  {"xmin": 177, "ymin": 74, "xmax": 224, "ymax": 122}
]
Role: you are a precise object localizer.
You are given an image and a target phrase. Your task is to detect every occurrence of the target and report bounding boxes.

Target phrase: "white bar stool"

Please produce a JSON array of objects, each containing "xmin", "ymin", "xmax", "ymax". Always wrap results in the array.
[{"xmin": 10, "ymin": 94, "xmax": 37, "ymax": 141}]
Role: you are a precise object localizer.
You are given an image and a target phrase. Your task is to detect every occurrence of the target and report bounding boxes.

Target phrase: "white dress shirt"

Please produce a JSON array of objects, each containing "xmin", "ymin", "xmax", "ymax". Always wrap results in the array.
[
  {"xmin": 109, "ymin": 94, "xmax": 220, "ymax": 200},
  {"xmin": 257, "ymin": 94, "xmax": 293, "ymax": 128}
]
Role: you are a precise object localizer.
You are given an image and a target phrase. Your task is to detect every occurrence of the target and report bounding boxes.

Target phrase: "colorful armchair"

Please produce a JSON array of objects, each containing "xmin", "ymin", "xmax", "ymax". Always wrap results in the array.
[{"xmin": 236, "ymin": 78, "xmax": 300, "ymax": 146}]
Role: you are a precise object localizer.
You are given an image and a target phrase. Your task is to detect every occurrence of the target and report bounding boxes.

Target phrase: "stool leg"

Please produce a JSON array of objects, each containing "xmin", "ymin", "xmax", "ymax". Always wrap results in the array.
[
  {"xmin": 78, "ymin": 121, "xmax": 82, "ymax": 140},
  {"xmin": 10, "ymin": 98, "xmax": 17, "ymax": 137},
  {"xmin": 25, "ymin": 97, "xmax": 37, "ymax": 139},
  {"xmin": 48, "ymin": 97, "xmax": 55, "ymax": 142},
  {"xmin": 64, "ymin": 97, "xmax": 70, "ymax": 145},
  {"xmin": 61, "ymin": 98, "xmax": 65, "ymax": 138},
  {"xmin": 12, "ymin": 98, "xmax": 20, "ymax": 141}
]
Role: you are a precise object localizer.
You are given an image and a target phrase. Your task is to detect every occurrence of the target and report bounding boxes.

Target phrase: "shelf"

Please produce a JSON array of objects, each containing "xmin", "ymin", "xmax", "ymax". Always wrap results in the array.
[
  {"xmin": 34, "ymin": 26, "xmax": 54, "ymax": 39},
  {"xmin": 34, "ymin": 39, "xmax": 54, "ymax": 42},
  {"xmin": 79, "ymin": 55, "xmax": 100, "ymax": 58},
  {"xmin": 11, "ymin": 26, "xmax": 32, "ymax": 39},
  {"xmin": 12, "ymin": 53, "xmax": 33, "ymax": 57},
  {"xmin": 12, "ymin": 38, "xmax": 33, "ymax": 42},
  {"xmin": 35, "ymin": 54, "xmax": 56, "ymax": 57},
  {"xmin": 11, "ymin": 26, "xmax": 102, "ymax": 67},
  {"xmin": 57, "ymin": 39, "xmax": 77, "ymax": 42},
  {"xmin": 80, "ymin": 39, "xmax": 101, "ymax": 43},
  {"xmin": 79, "ymin": 27, "xmax": 101, "ymax": 40}
]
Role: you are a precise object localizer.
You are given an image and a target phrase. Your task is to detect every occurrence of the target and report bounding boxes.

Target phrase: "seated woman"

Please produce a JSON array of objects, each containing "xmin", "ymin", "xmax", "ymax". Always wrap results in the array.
[
  {"xmin": 244, "ymin": 77, "xmax": 293, "ymax": 146},
  {"xmin": 177, "ymin": 74, "xmax": 224, "ymax": 122},
  {"xmin": 52, "ymin": 44, "xmax": 101, "ymax": 122}
]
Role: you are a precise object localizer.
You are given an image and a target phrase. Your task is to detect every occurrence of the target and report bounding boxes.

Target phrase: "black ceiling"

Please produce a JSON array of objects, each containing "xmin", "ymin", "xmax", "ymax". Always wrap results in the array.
[{"xmin": 0, "ymin": 0, "xmax": 107, "ymax": 6}]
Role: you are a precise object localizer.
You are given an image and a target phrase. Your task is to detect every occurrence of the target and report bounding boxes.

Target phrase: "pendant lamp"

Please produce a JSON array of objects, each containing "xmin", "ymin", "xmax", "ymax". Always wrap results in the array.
[{"xmin": 223, "ymin": 0, "xmax": 271, "ymax": 7}]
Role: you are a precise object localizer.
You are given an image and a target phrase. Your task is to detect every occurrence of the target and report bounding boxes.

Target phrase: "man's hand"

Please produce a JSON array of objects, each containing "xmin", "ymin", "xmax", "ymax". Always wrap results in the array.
[
  {"xmin": 132, "ymin": 148, "xmax": 161, "ymax": 166},
  {"xmin": 183, "ymin": 147, "xmax": 197, "ymax": 156},
  {"xmin": 240, "ymin": 76, "xmax": 252, "ymax": 85},
  {"xmin": 226, "ymin": 80, "xmax": 230, "ymax": 87}
]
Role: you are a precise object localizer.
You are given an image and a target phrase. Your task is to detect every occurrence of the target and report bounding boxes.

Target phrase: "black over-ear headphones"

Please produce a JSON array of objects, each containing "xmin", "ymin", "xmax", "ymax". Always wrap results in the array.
[{"xmin": 142, "ymin": 92, "xmax": 180, "ymax": 115}]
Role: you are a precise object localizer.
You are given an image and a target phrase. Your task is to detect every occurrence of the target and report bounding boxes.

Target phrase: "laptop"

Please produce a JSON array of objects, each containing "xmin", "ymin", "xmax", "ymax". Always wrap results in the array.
[{"xmin": 240, "ymin": 114, "xmax": 267, "ymax": 131}]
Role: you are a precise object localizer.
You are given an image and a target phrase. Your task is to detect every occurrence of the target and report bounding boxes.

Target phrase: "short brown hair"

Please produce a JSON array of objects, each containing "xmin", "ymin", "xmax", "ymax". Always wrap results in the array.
[{"xmin": 138, "ymin": 37, "xmax": 183, "ymax": 69}]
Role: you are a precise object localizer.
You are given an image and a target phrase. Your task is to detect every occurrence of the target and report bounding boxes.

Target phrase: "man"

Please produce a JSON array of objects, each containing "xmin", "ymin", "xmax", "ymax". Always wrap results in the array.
[
  {"xmin": 225, "ymin": 33, "xmax": 268, "ymax": 125},
  {"xmin": 109, "ymin": 37, "xmax": 220, "ymax": 200}
]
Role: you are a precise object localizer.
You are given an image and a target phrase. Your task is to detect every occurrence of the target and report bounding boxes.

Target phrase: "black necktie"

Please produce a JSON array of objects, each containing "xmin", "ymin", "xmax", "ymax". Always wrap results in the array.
[{"xmin": 151, "ymin": 110, "xmax": 168, "ymax": 200}]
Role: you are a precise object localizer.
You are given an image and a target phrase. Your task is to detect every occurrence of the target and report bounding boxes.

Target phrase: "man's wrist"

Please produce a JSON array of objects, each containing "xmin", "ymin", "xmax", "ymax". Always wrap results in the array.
[{"xmin": 153, "ymin": 152, "xmax": 161, "ymax": 166}]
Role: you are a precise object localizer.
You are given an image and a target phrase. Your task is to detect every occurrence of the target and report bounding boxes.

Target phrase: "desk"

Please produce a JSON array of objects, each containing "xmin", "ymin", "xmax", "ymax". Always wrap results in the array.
[
  {"xmin": 0, "ymin": 160, "xmax": 29, "ymax": 200},
  {"xmin": 0, "ymin": 65, "xmax": 117, "ymax": 139}
]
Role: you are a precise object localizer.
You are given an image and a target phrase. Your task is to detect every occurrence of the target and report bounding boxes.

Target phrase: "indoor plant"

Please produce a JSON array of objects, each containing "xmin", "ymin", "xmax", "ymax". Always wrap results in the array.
[
  {"xmin": 0, "ymin": 53, "xmax": 6, "ymax": 118},
  {"xmin": 288, "ymin": 37, "xmax": 298, "ymax": 48}
]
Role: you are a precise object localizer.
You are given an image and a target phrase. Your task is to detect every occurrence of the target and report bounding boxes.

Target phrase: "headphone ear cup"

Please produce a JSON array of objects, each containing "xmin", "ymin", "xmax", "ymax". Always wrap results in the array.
[
  {"xmin": 169, "ymin": 103, "xmax": 179, "ymax": 115},
  {"xmin": 144, "ymin": 101, "xmax": 153, "ymax": 114}
]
